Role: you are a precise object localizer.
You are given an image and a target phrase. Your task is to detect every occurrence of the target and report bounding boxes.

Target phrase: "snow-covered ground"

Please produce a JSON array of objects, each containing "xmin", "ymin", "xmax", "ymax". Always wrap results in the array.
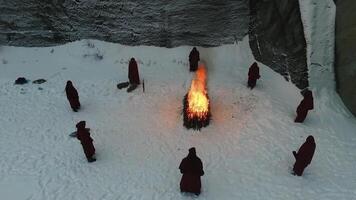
[
  {"xmin": 1, "ymin": 35, "xmax": 356, "ymax": 199},
  {"xmin": 1, "ymin": 2, "xmax": 356, "ymax": 198}
]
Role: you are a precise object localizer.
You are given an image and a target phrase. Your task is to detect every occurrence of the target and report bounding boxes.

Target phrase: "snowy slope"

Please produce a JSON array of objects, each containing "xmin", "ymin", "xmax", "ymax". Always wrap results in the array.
[{"xmin": 1, "ymin": 35, "xmax": 356, "ymax": 200}]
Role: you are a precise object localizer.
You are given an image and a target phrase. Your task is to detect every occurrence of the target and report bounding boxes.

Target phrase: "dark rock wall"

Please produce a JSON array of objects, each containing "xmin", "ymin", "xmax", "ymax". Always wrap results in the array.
[
  {"xmin": 249, "ymin": 0, "xmax": 308, "ymax": 89},
  {"xmin": 335, "ymin": 0, "xmax": 356, "ymax": 116},
  {"xmin": 0, "ymin": 0, "xmax": 249, "ymax": 47},
  {"xmin": 1, "ymin": 0, "xmax": 311, "ymax": 91}
]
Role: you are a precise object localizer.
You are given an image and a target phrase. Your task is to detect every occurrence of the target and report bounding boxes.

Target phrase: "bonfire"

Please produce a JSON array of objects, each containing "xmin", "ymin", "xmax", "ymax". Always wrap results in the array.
[{"xmin": 183, "ymin": 64, "xmax": 211, "ymax": 130}]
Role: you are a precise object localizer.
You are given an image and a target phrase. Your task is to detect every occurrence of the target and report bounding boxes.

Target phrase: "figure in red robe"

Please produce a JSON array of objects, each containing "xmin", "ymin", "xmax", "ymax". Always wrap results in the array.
[
  {"xmin": 76, "ymin": 121, "xmax": 96, "ymax": 163},
  {"xmin": 179, "ymin": 147, "xmax": 204, "ymax": 195},
  {"xmin": 189, "ymin": 47, "xmax": 200, "ymax": 72},
  {"xmin": 293, "ymin": 135, "xmax": 316, "ymax": 176},
  {"xmin": 65, "ymin": 80, "xmax": 80, "ymax": 112},
  {"xmin": 295, "ymin": 90, "xmax": 314, "ymax": 123},
  {"xmin": 128, "ymin": 58, "xmax": 140, "ymax": 85},
  {"xmin": 247, "ymin": 62, "xmax": 260, "ymax": 89}
]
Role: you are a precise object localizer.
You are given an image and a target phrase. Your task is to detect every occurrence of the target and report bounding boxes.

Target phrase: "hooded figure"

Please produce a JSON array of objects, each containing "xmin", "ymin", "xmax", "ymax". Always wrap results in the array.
[
  {"xmin": 65, "ymin": 81, "xmax": 80, "ymax": 112},
  {"xmin": 76, "ymin": 121, "xmax": 96, "ymax": 163},
  {"xmin": 295, "ymin": 90, "xmax": 314, "ymax": 123},
  {"xmin": 128, "ymin": 58, "xmax": 140, "ymax": 85},
  {"xmin": 189, "ymin": 47, "xmax": 200, "ymax": 72},
  {"xmin": 247, "ymin": 62, "xmax": 260, "ymax": 89},
  {"xmin": 293, "ymin": 135, "xmax": 316, "ymax": 176},
  {"xmin": 179, "ymin": 147, "xmax": 204, "ymax": 195}
]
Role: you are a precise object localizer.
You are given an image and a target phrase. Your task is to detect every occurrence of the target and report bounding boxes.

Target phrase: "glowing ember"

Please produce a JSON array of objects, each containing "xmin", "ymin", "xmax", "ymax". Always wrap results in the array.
[{"xmin": 183, "ymin": 64, "xmax": 211, "ymax": 130}]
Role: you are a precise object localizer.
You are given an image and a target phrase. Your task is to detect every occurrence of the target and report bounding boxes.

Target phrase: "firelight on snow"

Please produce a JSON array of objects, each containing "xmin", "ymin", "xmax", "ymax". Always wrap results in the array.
[{"xmin": 183, "ymin": 64, "xmax": 211, "ymax": 130}]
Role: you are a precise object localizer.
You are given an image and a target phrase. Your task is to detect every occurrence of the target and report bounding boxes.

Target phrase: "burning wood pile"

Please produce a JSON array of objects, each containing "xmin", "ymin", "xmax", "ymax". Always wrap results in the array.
[{"xmin": 183, "ymin": 64, "xmax": 211, "ymax": 130}]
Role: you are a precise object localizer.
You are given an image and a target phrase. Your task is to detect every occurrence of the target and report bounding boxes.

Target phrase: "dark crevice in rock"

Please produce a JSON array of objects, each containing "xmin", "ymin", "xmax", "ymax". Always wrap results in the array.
[
  {"xmin": 335, "ymin": 0, "xmax": 356, "ymax": 116},
  {"xmin": 248, "ymin": 0, "xmax": 308, "ymax": 89}
]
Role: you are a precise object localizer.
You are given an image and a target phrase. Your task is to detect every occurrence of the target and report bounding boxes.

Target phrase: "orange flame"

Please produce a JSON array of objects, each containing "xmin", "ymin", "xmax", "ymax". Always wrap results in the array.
[{"xmin": 187, "ymin": 65, "xmax": 209, "ymax": 120}]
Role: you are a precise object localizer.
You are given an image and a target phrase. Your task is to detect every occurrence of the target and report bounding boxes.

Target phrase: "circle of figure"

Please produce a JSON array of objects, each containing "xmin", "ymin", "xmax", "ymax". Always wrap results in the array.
[
  {"xmin": 128, "ymin": 58, "xmax": 140, "ymax": 85},
  {"xmin": 295, "ymin": 90, "xmax": 314, "ymax": 123},
  {"xmin": 65, "ymin": 81, "xmax": 81, "ymax": 112},
  {"xmin": 189, "ymin": 47, "xmax": 200, "ymax": 72},
  {"xmin": 179, "ymin": 147, "xmax": 204, "ymax": 195},
  {"xmin": 76, "ymin": 121, "xmax": 96, "ymax": 163},
  {"xmin": 292, "ymin": 135, "xmax": 316, "ymax": 176},
  {"xmin": 247, "ymin": 62, "xmax": 260, "ymax": 89}
]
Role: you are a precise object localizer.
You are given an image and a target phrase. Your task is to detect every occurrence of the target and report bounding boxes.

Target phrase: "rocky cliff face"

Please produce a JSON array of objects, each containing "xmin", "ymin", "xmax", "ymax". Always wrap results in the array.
[
  {"xmin": 249, "ymin": 0, "xmax": 308, "ymax": 89},
  {"xmin": 0, "ymin": 0, "xmax": 249, "ymax": 47},
  {"xmin": 1, "ymin": 0, "xmax": 312, "ymax": 91},
  {"xmin": 335, "ymin": 0, "xmax": 356, "ymax": 116}
]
